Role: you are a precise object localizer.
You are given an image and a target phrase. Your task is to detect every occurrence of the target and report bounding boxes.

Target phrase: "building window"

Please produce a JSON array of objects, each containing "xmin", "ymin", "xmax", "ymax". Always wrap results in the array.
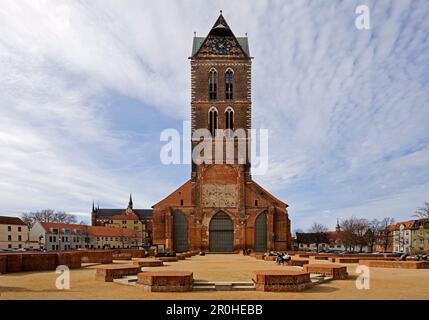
[
  {"xmin": 180, "ymin": 199, "xmax": 184, "ymax": 206},
  {"xmin": 225, "ymin": 107, "xmax": 234, "ymax": 131},
  {"xmin": 209, "ymin": 68, "xmax": 217, "ymax": 100},
  {"xmin": 8, "ymin": 235, "xmax": 12, "ymax": 241},
  {"xmin": 18, "ymin": 235, "xmax": 22, "ymax": 241},
  {"xmin": 7, "ymin": 226, "xmax": 11, "ymax": 232},
  {"xmin": 209, "ymin": 107, "xmax": 218, "ymax": 136},
  {"xmin": 225, "ymin": 69, "xmax": 233, "ymax": 100},
  {"xmin": 18, "ymin": 226, "xmax": 22, "ymax": 232},
  {"xmin": 8, "ymin": 244, "xmax": 12, "ymax": 249},
  {"xmin": 255, "ymin": 200, "xmax": 258, "ymax": 206}
]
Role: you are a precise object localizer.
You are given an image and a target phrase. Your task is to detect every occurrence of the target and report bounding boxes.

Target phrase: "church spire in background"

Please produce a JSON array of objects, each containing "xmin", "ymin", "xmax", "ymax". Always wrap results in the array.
[{"xmin": 128, "ymin": 194, "xmax": 133, "ymax": 210}]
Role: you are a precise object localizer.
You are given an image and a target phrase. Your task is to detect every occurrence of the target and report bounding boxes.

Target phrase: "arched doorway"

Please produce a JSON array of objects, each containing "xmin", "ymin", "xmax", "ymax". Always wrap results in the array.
[
  {"xmin": 173, "ymin": 211, "xmax": 188, "ymax": 252},
  {"xmin": 209, "ymin": 212, "xmax": 234, "ymax": 252},
  {"xmin": 254, "ymin": 212, "xmax": 267, "ymax": 252}
]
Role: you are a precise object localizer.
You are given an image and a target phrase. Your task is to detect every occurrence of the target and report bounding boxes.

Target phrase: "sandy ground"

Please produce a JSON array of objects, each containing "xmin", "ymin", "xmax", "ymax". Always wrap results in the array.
[{"xmin": 1, "ymin": 254, "xmax": 429, "ymax": 300}]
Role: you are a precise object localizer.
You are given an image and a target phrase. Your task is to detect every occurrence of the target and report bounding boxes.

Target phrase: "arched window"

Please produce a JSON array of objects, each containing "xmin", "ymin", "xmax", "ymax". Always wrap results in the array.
[
  {"xmin": 225, "ymin": 107, "xmax": 234, "ymax": 131},
  {"xmin": 209, "ymin": 69, "xmax": 217, "ymax": 100},
  {"xmin": 225, "ymin": 69, "xmax": 233, "ymax": 100},
  {"xmin": 209, "ymin": 107, "xmax": 218, "ymax": 137}
]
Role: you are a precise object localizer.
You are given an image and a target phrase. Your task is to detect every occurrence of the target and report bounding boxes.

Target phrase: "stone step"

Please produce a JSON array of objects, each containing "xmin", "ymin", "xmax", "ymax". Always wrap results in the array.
[
  {"xmin": 192, "ymin": 280, "xmax": 255, "ymax": 291},
  {"xmin": 193, "ymin": 285, "xmax": 216, "ymax": 291}
]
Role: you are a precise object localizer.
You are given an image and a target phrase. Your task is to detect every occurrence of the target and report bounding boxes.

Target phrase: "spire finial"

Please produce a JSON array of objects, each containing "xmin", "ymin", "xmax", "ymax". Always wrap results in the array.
[
  {"xmin": 128, "ymin": 193, "xmax": 133, "ymax": 209},
  {"xmin": 220, "ymin": 10, "xmax": 222, "ymax": 15},
  {"xmin": 194, "ymin": 31, "xmax": 196, "ymax": 37},
  {"xmin": 92, "ymin": 201, "xmax": 95, "ymax": 212}
]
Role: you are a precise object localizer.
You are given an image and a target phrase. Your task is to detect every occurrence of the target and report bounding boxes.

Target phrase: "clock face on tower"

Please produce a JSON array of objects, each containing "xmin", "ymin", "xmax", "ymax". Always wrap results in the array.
[{"xmin": 211, "ymin": 38, "xmax": 232, "ymax": 55}]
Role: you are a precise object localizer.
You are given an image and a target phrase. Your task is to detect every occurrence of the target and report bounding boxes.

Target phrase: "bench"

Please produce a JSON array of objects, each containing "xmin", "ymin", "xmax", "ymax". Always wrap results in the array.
[
  {"xmin": 359, "ymin": 260, "xmax": 429, "ymax": 269},
  {"xmin": 288, "ymin": 259, "xmax": 309, "ymax": 267},
  {"xmin": 95, "ymin": 264, "xmax": 140, "ymax": 282},
  {"xmin": 132, "ymin": 259, "xmax": 164, "ymax": 268},
  {"xmin": 136, "ymin": 271, "xmax": 193, "ymax": 292},
  {"xmin": 303, "ymin": 264, "xmax": 348, "ymax": 280},
  {"xmin": 253, "ymin": 270, "xmax": 313, "ymax": 292}
]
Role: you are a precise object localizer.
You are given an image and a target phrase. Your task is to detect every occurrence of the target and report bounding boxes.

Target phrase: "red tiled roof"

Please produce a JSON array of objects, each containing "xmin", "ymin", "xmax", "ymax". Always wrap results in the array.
[
  {"xmin": 0, "ymin": 216, "xmax": 27, "ymax": 226},
  {"xmin": 387, "ymin": 220, "xmax": 417, "ymax": 231},
  {"xmin": 111, "ymin": 213, "xmax": 139, "ymax": 221},
  {"xmin": 90, "ymin": 226, "xmax": 138, "ymax": 237},
  {"xmin": 40, "ymin": 222, "xmax": 138, "ymax": 238}
]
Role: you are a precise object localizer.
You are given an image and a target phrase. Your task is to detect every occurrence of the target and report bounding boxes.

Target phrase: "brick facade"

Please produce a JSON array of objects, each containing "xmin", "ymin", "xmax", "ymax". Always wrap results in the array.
[{"xmin": 152, "ymin": 14, "xmax": 291, "ymax": 253}]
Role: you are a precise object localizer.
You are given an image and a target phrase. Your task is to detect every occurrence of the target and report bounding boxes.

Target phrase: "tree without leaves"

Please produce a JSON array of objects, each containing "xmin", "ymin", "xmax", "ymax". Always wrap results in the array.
[
  {"xmin": 378, "ymin": 217, "xmax": 395, "ymax": 252},
  {"xmin": 338, "ymin": 217, "xmax": 361, "ymax": 252},
  {"xmin": 21, "ymin": 209, "xmax": 77, "ymax": 229},
  {"xmin": 308, "ymin": 222, "xmax": 329, "ymax": 253},
  {"xmin": 414, "ymin": 202, "xmax": 429, "ymax": 219}
]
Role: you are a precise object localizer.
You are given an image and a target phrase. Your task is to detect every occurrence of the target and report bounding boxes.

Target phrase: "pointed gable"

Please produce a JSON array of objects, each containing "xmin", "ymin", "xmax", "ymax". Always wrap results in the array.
[{"xmin": 192, "ymin": 13, "xmax": 249, "ymax": 58}]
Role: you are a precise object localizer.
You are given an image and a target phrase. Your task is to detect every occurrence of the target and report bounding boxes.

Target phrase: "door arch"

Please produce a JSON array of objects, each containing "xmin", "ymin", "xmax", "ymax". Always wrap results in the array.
[
  {"xmin": 254, "ymin": 212, "xmax": 267, "ymax": 252},
  {"xmin": 209, "ymin": 211, "xmax": 234, "ymax": 252},
  {"xmin": 173, "ymin": 211, "xmax": 188, "ymax": 252}
]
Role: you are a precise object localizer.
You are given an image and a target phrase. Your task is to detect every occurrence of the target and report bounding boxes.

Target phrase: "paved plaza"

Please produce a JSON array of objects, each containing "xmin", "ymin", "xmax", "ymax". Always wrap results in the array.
[{"xmin": 1, "ymin": 254, "xmax": 429, "ymax": 299}]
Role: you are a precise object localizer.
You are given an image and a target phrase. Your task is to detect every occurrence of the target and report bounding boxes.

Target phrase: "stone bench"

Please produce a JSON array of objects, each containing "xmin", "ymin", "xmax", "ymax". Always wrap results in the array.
[
  {"xmin": 288, "ymin": 259, "xmax": 309, "ymax": 267},
  {"xmin": 183, "ymin": 252, "xmax": 192, "ymax": 258},
  {"xmin": 113, "ymin": 253, "xmax": 132, "ymax": 260},
  {"xmin": 298, "ymin": 253, "xmax": 312, "ymax": 258},
  {"xmin": 359, "ymin": 260, "xmax": 429, "ymax": 269},
  {"xmin": 132, "ymin": 259, "xmax": 164, "ymax": 268},
  {"xmin": 136, "ymin": 271, "xmax": 193, "ymax": 292},
  {"xmin": 255, "ymin": 254, "xmax": 265, "ymax": 260},
  {"xmin": 314, "ymin": 256, "xmax": 329, "ymax": 260},
  {"xmin": 157, "ymin": 257, "xmax": 179, "ymax": 262},
  {"xmin": 335, "ymin": 258, "xmax": 360, "ymax": 263},
  {"xmin": 303, "ymin": 264, "xmax": 348, "ymax": 280},
  {"xmin": 95, "ymin": 264, "xmax": 141, "ymax": 282},
  {"xmin": 176, "ymin": 253, "xmax": 186, "ymax": 260},
  {"xmin": 252, "ymin": 270, "xmax": 313, "ymax": 292},
  {"xmin": 264, "ymin": 256, "xmax": 277, "ymax": 261}
]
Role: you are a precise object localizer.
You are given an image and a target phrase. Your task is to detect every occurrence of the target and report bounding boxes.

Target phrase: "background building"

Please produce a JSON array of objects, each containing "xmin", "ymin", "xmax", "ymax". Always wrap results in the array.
[
  {"xmin": 0, "ymin": 216, "xmax": 30, "ymax": 249},
  {"xmin": 91, "ymin": 196, "xmax": 152, "ymax": 246},
  {"xmin": 29, "ymin": 221, "xmax": 140, "ymax": 250}
]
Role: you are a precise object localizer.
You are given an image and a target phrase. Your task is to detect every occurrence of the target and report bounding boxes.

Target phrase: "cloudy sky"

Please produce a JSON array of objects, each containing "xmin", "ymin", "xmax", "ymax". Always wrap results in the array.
[{"xmin": 0, "ymin": 0, "xmax": 428, "ymax": 230}]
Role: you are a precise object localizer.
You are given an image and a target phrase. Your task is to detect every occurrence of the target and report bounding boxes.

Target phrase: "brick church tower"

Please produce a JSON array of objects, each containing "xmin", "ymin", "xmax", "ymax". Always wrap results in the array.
[{"xmin": 152, "ymin": 13, "xmax": 292, "ymax": 253}]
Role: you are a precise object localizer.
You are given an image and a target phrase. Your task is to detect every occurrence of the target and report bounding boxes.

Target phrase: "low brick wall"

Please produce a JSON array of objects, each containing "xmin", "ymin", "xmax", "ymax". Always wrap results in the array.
[
  {"xmin": 132, "ymin": 259, "xmax": 164, "ymax": 268},
  {"xmin": 22, "ymin": 253, "xmax": 57, "ymax": 272},
  {"xmin": 0, "ymin": 255, "xmax": 7, "ymax": 274},
  {"xmin": 253, "ymin": 270, "xmax": 313, "ymax": 292},
  {"xmin": 95, "ymin": 264, "xmax": 140, "ymax": 282},
  {"xmin": 157, "ymin": 257, "xmax": 179, "ymax": 262},
  {"xmin": 288, "ymin": 259, "xmax": 309, "ymax": 267},
  {"xmin": 303, "ymin": 264, "xmax": 348, "ymax": 280},
  {"xmin": 359, "ymin": 260, "xmax": 429, "ymax": 269},
  {"xmin": 56, "ymin": 252, "xmax": 82, "ymax": 269},
  {"xmin": 0, "ymin": 252, "xmax": 83, "ymax": 273},
  {"xmin": 80, "ymin": 250, "xmax": 113, "ymax": 264},
  {"xmin": 116, "ymin": 249, "xmax": 145, "ymax": 258},
  {"xmin": 136, "ymin": 271, "xmax": 193, "ymax": 292}
]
